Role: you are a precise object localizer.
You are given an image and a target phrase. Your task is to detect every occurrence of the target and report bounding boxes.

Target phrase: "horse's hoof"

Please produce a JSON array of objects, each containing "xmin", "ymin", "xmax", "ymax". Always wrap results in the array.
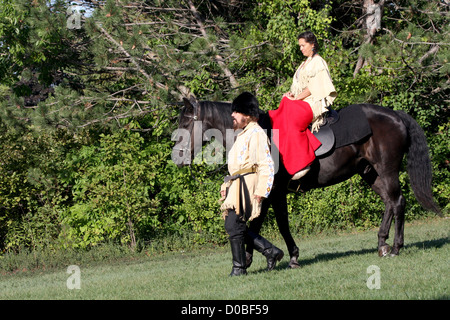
[
  {"xmin": 389, "ymin": 253, "xmax": 398, "ymax": 257},
  {"xmin": 378, "ymin": 245, "xmax": 391, "ymax": 257},
  {"xmin": 287, "ymin": 258, "xmax": 300, "ymax": 269},
  {"xmin": 390, "ymin": 247, "xmax": 400, "ymax": 257}
]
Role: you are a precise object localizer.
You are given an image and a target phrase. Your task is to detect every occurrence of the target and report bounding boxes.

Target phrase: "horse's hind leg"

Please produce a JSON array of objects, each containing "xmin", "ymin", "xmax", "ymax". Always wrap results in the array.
[
  {"xmin": 390, "ymin": 194, "xmax": 405, "ymax": 256},
  {"xmin": 367, "ymin": 172, "xmax": 406, "ymax": 256},
  {"xmin": 386, "ymin": 179, "xmax": 406, "ymax": 256}
]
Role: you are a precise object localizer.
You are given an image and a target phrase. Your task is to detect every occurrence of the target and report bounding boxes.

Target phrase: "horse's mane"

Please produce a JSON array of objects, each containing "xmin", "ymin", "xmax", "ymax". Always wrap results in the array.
[{"xmin": 199, "ymin": 100, "xmax": 233, "ymax": 129}]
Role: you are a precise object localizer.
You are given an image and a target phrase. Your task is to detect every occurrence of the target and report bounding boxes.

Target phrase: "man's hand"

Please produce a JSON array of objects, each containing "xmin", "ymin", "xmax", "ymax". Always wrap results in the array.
[
  {"xmin": 254, "ymin": 195, "xmax": 264, "ymax": 204},
  {"xmin": 220, "ymin": 189, "xmax": 226, "ymax": 201}
]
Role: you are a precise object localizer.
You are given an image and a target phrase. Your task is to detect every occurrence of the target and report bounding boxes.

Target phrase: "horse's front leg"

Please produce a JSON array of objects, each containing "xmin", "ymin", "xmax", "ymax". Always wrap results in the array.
[{"xmin": 271, "ymin": 188, "xmax": 300, "ymax": 268}]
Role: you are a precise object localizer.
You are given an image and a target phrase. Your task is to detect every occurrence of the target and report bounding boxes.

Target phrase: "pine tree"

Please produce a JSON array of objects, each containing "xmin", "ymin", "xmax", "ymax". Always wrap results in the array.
[{"xmin": 1, "ymin": 0, "xmax": 261, "ymax": 132}]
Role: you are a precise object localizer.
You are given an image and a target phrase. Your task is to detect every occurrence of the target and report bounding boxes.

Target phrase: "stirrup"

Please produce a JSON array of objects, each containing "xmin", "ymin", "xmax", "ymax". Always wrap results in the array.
[
  {"xmin": 287, "ymin": 178, "xmax": 302, "ymax": 193},
  {"xmin": 291, "ymin": 166, "xmax": 310, "ymax": 180}
]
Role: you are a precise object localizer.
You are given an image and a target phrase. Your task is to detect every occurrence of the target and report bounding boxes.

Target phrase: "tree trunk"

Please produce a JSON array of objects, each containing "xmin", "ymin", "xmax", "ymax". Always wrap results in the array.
[{"xmin": 353, "ymin": 0, "xmax": 385, "ymax": 77}]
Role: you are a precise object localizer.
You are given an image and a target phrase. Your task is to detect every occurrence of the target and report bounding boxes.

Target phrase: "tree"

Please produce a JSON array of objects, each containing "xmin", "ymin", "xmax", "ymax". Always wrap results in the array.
[
  {"xmin": 1, "ymin": 0, "xmax": 257, "ymax": 132},
  {"xmin": 352, "ymin": 0, "xmax": 385, "ymax": 77},
  {"xmin": 0, "ymin": 0, "xmax": 447, "ymax": 252},
  {"xmin": 331, "ymin": 0, "xmax": 449, "ymax": 112}
]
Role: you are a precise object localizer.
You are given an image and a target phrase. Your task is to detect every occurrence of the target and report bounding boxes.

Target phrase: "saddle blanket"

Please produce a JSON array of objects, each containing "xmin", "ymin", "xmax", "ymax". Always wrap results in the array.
[{"xmin": 330, "ymin": 104, "xmax": 372, "ymax": 148}]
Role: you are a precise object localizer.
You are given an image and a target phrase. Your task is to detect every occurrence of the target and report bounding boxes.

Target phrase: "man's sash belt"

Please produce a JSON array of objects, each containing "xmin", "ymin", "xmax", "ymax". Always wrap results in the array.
[{"xmin": 223, "ymin": 165, "xmax": 257, "ymax": 216}]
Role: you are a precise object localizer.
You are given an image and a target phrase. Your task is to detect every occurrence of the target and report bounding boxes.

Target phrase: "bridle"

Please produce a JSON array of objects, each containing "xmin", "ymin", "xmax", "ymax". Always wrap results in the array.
[
  {"xmin": 172, "ymin": 103, "xmax": 199, "ymax": 153},
  {"xmin": 173, "ymin": 102, "xmax": 227, "ymax": 181},
  {"xmin": 184, "ymin": 114, "xmax": 198, "ymax": 121}
]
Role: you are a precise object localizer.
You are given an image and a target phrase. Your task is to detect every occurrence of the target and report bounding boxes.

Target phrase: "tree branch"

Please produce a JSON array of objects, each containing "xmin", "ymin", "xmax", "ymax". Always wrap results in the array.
[
  {"xmin": 96, "ymin": 24, "xmax": 152, "ymax": 83},
  {"xmin": 418, "ymin": 44, "xmax": 440, "ymax": 64},
  {"xmin": 186, "ymin": 0, "xmax": 239, "ymax": 88}
]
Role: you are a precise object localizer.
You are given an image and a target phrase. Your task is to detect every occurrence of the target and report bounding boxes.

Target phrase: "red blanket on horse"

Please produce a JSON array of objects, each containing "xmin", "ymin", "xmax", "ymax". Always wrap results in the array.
[{"xmin": 269, "ymin": 97, "xmax": 322, "ymax": 175}]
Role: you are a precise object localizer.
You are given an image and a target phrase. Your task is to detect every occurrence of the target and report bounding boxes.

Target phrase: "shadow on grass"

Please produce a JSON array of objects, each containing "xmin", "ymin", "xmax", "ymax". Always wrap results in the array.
[
  {"xmin": 250, "ymin": 236, "xmax": 449, "ymax": 273},
  {"xmin": 404, "ymin": 237, "xmax": 449, "ymax": 252}
]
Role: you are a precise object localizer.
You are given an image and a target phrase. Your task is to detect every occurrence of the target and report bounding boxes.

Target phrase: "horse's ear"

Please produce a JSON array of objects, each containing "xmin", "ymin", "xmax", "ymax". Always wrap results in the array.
[
  {"xmin": 183, "ymin": 96, "xmax": 199, "ymax": 110},
  {"xmin": 182, "ymin": 97, "xmax": 192, "ymax": 109}
]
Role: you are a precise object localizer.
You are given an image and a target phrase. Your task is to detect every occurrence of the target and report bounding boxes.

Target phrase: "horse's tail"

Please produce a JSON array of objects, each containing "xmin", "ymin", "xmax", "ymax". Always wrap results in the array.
[{"xmin": 395, "ymin": 110, "xmax": 442, "ymax": 216}]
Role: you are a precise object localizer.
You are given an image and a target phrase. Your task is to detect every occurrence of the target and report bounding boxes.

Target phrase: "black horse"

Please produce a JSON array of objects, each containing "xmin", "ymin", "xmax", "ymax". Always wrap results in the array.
[{"xmin": 173, "ymin": 96, "xmax": 441, "ymax": 268}]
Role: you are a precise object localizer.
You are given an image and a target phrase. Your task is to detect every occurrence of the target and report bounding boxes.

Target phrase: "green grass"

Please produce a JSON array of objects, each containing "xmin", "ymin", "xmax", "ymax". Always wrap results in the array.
[{"xmin": 0, "ymin": 217, "xmax": 448, "ymax": 300}]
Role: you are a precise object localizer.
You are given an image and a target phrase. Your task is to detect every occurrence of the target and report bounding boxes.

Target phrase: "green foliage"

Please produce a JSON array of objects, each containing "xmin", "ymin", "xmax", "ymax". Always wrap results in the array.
[
  {"xmin": 0, "ymin": 0, "xmax": 448, "ymax": 254},
  {"xmin": 0, "ymin": 126, "xmax": 77, "ymax": 251},
  {"xmin": 61, "ymin": 129, "xmax": 161, "ymax": 249},
  {"xmin": 287, "ymin": 177, "xmax": 385, "ymax": 234},
  {"xmin": 172, "ymin": 166, "xmax": 227, "ymax": 244},
  {"xmin": 428, "ymin": 123, "xmax": 450, "ymax": 213}
]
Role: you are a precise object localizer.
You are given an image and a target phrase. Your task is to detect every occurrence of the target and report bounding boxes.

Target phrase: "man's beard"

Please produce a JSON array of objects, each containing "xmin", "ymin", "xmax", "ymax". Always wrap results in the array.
[{"xmin": 232, "ymin": 117, "xmax": 247, "ymax": 130}]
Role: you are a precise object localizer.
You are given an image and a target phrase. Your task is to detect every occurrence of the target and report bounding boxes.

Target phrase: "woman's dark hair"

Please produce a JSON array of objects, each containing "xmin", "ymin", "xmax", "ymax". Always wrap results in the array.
[{"xmin": 298, "ymin": 31, "xmax": 319, "ymax": 54}]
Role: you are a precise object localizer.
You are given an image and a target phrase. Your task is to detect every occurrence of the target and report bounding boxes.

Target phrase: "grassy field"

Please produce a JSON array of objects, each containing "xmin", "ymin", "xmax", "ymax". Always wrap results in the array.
[{"xmin": 0, "ymin": 217, "xmax": 448, "ymax": 300}]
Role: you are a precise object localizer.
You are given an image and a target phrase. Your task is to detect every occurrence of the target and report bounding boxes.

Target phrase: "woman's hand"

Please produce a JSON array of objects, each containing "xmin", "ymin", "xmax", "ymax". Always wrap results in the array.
[
  {"xmin": 285, "ymin": 88, "xmax": 312, "ymax": 101},
  {"xmin": 283, "ymin": 92, "xmax": 295, "ymax": 100}
]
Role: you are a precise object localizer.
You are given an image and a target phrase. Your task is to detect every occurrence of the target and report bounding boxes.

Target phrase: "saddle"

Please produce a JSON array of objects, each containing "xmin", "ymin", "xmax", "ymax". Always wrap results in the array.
[
  {"xmin": 312, "ymin": 109, "xmax": 339, "ymax": 157},
  {"xmin": 288, "ymin": 105, "xmax": 372, "ymax": 192}
]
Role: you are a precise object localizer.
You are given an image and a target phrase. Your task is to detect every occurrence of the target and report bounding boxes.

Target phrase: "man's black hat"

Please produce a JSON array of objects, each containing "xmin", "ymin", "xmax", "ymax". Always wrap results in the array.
[{"xmin": 232, "ymin": 92, "xmax": 260, "ymax": 119}]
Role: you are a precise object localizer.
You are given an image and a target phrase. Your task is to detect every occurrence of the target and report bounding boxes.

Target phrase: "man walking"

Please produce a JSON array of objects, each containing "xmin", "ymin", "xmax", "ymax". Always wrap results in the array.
[{"xmin": 220, "ymin": 92, "xmax": 283, "ymax": 276}]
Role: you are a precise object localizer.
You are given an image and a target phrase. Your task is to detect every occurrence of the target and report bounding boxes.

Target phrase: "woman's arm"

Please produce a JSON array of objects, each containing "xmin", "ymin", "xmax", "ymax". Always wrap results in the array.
[{"xmin": 284, "ymin": 87, "xmax": 311, "ymax": 100}]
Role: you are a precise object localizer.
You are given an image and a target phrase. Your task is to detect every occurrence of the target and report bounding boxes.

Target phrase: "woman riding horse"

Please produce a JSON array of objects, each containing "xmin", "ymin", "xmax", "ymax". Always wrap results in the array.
[{"xmin": 270, "ymin": 31, "xmax": 337, "ymax": 181}]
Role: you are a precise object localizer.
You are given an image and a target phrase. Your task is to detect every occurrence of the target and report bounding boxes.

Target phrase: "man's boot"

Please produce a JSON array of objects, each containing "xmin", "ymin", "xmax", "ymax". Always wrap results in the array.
[
  {"xmin": 245, "ymin": 240, "xmax": 254, "ymax": 269},
  {"xmin": 247, "ymin": 230, "xmax": 284, "ymax": 271},
  {"xmin": 229, "ymin": 238, "xmax": 247, "ymax": 276}
]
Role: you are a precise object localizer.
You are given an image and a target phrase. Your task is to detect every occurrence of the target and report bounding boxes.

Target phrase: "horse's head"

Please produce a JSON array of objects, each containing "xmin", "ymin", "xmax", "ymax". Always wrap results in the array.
[
  {"xmin": 172, "ymin": 96, "xmax": 203, "ymax": 167},
  {"xmin": 172, "ymin": 97, "xmax": 234, "ymax": 167}
]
